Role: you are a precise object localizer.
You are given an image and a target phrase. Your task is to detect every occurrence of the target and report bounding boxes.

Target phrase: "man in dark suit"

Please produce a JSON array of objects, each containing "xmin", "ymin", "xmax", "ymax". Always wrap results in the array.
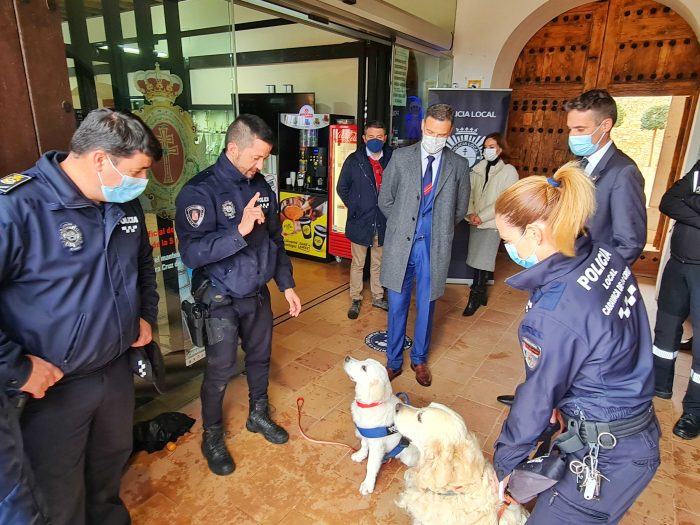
[
  {"xmin": 564, "ymin": 88, "xmax": 647, "ymax": 266},
  {"xmin": 337, "ymin": 120, "xmax": 392, "ymax": 320},
  {"xmin": 378, "ymin": 104, "xmax": 470, "ymax": 386},
  {"xmin": 497, "ymin": 89, "xmax": 647, "ymax": 407}
]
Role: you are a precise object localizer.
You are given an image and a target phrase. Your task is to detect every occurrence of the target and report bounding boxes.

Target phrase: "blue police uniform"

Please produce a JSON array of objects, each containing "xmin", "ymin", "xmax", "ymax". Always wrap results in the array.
[
  {"xmin": 0, "ymin": 151, "xmax": 158, "ymax": 525},
  {"xmin": 175, "ymin": 153, "xmax": 294, "ymax": 429},
  {"xmin": 494, "ymin": 234, "xmax": 659, "ymax": 524}
]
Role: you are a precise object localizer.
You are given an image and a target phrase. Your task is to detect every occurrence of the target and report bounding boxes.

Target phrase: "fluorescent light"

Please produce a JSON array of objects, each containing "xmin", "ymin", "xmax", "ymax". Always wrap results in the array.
[{"xmin": 122, "ymin": 46, "xmax": 140, "ymax": 54}]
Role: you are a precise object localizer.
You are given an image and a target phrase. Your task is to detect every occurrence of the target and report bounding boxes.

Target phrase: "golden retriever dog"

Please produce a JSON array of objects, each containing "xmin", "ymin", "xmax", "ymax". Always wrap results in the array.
[
  {"xmin": 344, "ymin": 356, "xmax": 420, "ymax": 495},
  {"xmin": 394, "ymin": 402, "xmax": 529, "ymax": 525}
]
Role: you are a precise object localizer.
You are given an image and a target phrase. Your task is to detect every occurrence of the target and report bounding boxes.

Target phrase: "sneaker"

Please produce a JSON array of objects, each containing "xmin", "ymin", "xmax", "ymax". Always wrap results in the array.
[
  {"xmin": 347, "ymin": 299, "xmax": 361, "ymax": 319},
  {"xmin": 372, "ymin": 298, "xmax": 389, "ymax": 311}
]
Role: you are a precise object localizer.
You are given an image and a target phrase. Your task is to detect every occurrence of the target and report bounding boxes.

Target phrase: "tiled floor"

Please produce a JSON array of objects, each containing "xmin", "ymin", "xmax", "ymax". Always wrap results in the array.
[{"xmin": 122, "ymin": 254, "xmax": 699, "ymax": 525}]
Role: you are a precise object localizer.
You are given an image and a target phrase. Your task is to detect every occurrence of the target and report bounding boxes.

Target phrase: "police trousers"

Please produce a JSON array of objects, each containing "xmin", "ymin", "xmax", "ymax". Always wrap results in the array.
[
  {"xmin": 527, "ymin": 418, "xmax": 660, "ymax": 524},
  {"xmin": 21, "ymin": 353, "xmax": 133, "ymax": 525},
  {"xmin": 200, "ymin": 286, "xmax": 273, "ymax": 429},
  {"xmin": 0, "ymin": 393, "xmax": 50, "ymax": 525},
  {"xmin": 653, "ymin": 257, "xmax": 700, "ymax": 412}
]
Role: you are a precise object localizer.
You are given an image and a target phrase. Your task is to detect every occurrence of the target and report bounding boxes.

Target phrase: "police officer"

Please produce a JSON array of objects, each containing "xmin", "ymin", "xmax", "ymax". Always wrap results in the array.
[
  {"xmin": 493, "ymin": 163, "xmax": 659, "ymax": 523},
  {"xmin": 0, "ymin": 108, "xmax": 161, "ymax": 525},
  {"xmin": 652, "ymin": 159, "xmax": 700, "ymax": 439},
  {"xmin": 175, "ymin": 114, "xmax": 301, "ymax": 476}
]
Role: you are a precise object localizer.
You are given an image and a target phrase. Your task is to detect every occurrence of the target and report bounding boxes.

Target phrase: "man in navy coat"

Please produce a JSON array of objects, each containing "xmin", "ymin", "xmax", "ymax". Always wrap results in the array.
[{"xmin": 337, "ymin": 120, "xmax": 393, "ymax": 319}]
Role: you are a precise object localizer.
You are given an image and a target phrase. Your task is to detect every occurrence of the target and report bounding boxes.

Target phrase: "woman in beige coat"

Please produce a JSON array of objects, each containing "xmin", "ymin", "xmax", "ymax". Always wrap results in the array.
[{"xmin": 463, "ymin": 133, "xmax": 519, "ymax": 316}]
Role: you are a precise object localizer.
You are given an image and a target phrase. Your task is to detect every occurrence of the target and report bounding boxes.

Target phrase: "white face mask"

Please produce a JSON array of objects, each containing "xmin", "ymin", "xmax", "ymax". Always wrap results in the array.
[
  {"xmin": 422, "ymin": 135, "xmax": 447, "ymax": 155},
  {"xmin": 483, "ymin": 148, "xmax": 499, "ymax": 162}
]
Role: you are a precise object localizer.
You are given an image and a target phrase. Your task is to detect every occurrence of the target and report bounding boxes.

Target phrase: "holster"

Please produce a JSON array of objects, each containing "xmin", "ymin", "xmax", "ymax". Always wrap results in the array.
[{"xmin": 181, "ymin": 299, "xmax": 208, "ymax": 347}]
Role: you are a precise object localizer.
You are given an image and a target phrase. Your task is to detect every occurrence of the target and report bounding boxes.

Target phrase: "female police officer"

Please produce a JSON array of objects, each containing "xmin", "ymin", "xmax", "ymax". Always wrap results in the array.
[{"xmin": 492, "ymin": 163, "xmax": 659, "ymax": 523}]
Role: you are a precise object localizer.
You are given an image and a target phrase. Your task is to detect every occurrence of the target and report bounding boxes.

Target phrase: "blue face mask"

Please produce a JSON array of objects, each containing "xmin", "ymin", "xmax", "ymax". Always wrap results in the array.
[
  {"xmin": 568, "ymin": 122, "xmax": 605, "ymax": 157},
  {"xmin": 505, "ymin": 231, "xmax": 539, "ymax": 269},
  {"xmin": 366, "ymin": 138, "xmax": 384, "ymax": 153},
  {"xmin": 99, "ymin": 156, "xmax": 149, "ymax": 203}
]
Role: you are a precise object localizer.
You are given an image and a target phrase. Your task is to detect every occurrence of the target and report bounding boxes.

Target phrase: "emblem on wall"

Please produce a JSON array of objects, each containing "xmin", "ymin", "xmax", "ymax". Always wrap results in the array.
[{"xmin": 133, "ymin": 63, "xmax": 206, "ymax": 220}]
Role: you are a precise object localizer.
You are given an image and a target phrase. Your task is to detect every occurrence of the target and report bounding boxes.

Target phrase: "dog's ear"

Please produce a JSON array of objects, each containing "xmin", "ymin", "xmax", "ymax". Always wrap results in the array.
[
  {"xmin": 414, "ymin": 436, "xmax": 486, "ymax": 492},
  {"xmin": 366, "ymin": 378, "xmax": 388, "ymax": 403}
]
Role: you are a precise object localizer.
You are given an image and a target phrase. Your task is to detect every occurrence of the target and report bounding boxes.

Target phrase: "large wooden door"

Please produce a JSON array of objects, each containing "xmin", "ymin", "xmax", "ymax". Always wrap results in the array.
[{"xmin": 508, "ymin": 0, "xmax": 700, "ymax": 177}]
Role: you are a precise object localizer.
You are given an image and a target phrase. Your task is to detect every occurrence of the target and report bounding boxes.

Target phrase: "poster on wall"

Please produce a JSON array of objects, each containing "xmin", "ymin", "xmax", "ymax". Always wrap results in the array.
[
  {"xmin": 133, "ymin": 63, "xmax": 208, "ymax": 364},
  {"xmin": 428, "ymin": 88, "xmax": 512, "ymax": 283},
  {"xmin": 279, "ymin": 191, "xmax": 329, "ymax": 260}
]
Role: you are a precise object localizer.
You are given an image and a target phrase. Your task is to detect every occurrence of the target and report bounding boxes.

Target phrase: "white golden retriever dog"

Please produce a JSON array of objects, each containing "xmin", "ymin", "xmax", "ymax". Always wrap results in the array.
[
  {"xmin": 343, "ymin": 356, "xmax": 419, "ymax": 495},
  {"xmin": 394, "ymin": 402, "xmax": 529, "ymax": 525}
]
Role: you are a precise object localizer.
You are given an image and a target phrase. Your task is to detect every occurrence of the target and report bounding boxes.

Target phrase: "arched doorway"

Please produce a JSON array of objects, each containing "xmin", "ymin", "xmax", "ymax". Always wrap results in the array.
[{"xmin": 506, "ymin": 0, "xmax": 700, "ymax": 275}]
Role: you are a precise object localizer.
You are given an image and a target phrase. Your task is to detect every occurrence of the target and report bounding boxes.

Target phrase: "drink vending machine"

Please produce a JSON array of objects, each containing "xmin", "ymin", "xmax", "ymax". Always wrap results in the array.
[{"xmin": 327, "ymin": 123, "xmax": 357, "ymax": 260}]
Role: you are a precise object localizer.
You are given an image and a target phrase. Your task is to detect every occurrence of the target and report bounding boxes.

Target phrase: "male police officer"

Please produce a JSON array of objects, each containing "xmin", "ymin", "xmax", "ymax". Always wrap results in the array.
[
  {"xmin": 175, "ymin": 114, "xmax": 301, "ymax": 476},
  {"xmin": 0, "ymin": 108, "xmax": 161, "ymax": 525}
]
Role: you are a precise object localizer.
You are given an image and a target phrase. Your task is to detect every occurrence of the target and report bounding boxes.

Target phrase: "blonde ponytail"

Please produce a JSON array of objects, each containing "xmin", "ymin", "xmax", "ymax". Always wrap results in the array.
[{"xmin": 495, "ymin": 161, "xmax": 596, "ymax": 256}]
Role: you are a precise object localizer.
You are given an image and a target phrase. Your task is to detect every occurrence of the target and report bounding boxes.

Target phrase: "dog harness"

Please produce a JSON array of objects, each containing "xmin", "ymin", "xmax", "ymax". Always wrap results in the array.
[{"xmin": 354, "ymin": 392, "xmax": 411, "ymax": 461}]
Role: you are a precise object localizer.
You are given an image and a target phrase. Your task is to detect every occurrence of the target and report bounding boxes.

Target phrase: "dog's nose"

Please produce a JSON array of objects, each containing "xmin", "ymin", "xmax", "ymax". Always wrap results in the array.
[
  {"xmin": 395, "ymin": 403, "xmax": 402, "ymax": 414},
  {"xmin": 344, "ymin": 356, "xmax": 351, "ymax": 363}
]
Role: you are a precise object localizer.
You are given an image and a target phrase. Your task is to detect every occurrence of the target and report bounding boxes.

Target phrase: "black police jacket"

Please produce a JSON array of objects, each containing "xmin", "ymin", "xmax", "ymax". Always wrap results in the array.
[
  {"xmin": 0, "ymin": 152, "xmax": 159, "ymax": 392},
  {"xmin": 660, "ymin": 159, "xmax": 700, "ymax": 265},
  {"xmin": 336, "ymin": 146, "xmax": 392, "ymax": 247},
  {"xmin": 175, "ymin": 153, "xmax": 294, "ymax": 297}
]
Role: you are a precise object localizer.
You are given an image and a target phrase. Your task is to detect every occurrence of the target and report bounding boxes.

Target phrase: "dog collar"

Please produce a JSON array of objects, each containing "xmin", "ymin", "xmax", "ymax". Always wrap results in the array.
[{"xmin": 355, "ymin": 400, "xmax": 382, "ymax": 408}]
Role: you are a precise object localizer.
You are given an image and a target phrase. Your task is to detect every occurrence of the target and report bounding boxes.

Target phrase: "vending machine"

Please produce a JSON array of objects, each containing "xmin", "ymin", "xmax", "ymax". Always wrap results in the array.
[{"xmin": 328, "ymin": 123, "xmax": 358, "ymax": 260}]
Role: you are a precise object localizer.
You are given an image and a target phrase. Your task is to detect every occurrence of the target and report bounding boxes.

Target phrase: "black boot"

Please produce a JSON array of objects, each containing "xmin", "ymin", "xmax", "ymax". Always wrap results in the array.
[
  {"xmin": 201, "ymin": 424, "xmax": 235, "ymax": 476},
  {"xmin": 463, "ymin": 270, "xmax": 487, "ymax": 317},
  {"xmin": 246, "ymin": 398, "xmax": 289, "ymax": 444}
]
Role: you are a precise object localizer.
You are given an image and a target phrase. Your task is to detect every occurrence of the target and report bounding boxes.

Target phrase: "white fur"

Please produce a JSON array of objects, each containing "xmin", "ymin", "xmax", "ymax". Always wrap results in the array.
[
  {"xmin": 343, "ymin": 357, "xmax": 419, "ymax": 495},
  {"xmin": 394, "ymin": 402, "xmax": 529, "ymax": 525}
]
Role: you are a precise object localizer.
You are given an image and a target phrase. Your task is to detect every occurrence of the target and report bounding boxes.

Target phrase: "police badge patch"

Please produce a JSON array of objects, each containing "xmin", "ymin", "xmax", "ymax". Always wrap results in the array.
[
  {"xmin": 0, "ymin": 173, "xmax": 33, "ymax": 194},
  {"xmin": 185, "ymin": 205, "xmax": 205, "ymax": 228},
  {"xmin": 222, "ymin": 201, "xmax": 236, "ymax": 219},
  {"xmin": 59, "ymin": 222, "xmax": 84, "ymax": 252},
  {"xmin": 521, "ymin": 337, "xmax": 541, "ymax": 370}
]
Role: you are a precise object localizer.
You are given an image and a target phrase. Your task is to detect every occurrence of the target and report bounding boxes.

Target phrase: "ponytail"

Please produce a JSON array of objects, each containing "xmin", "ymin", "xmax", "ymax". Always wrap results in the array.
[{"xmin": 494, "ymin": 162, "xmax": 596, "ymax": 256}]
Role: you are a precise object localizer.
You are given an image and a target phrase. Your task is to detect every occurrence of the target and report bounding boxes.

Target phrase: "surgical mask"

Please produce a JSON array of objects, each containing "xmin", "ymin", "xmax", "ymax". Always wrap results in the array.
[
  {"xmin": 99, "ymin": 156, "xmax": 149, "ymax": 203},
  {"xmin": 366, "ymin": 138, "xmax": 384, "ymax": 153},
  {"xmin": 422, "ymin": 135, "xmax": 447, "ymax": 155},
  {"xmin": 568, "ymin": 122, "xmax": 606, "ymax": 157},
  {"xmin": 483, "ymin": 148, "xmax": 499, "ymax": 162},
  {"xmin": 505, "ymin": 231, "xmax": 539, "ymax": 269}
]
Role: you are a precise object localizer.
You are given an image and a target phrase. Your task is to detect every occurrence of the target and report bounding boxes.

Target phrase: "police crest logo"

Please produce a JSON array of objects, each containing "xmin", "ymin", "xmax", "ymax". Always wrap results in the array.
[
  {"xmin": 364, "ymin": 330, "xmax": 413, "ymax": 353},
  {"xmin": 119, "ymin": 215, "xmax": 139, "ymax": 234},
  {"xmin": 59, "ymin": 222, "xmax": 84, "ymax": 251},
  {"xmin": 185, "ymin": 205, "xmax": 205, "ymax": 228},
  {"xmin": 521, "ymin": 337, "xmax": 541, "ymax": 369},
  {"xmin": 222, "ymin": 201, "xmax": 236, "ymax": 219},
  {"xmin": 0, "ymin": 173, "xmax": 33, "ymax": 194}
]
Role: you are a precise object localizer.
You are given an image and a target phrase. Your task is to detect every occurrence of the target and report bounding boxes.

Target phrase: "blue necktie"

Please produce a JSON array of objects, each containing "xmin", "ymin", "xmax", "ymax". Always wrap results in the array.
[{"xmin": 423, "ymin": 155, "xmax": 434, "ymax": 198}]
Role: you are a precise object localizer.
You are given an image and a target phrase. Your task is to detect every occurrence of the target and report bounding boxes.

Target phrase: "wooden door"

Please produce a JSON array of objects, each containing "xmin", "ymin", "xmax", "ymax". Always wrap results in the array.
[{"xmin": 508, "ymin": 0, "xmax": 700, "ymax": 176}]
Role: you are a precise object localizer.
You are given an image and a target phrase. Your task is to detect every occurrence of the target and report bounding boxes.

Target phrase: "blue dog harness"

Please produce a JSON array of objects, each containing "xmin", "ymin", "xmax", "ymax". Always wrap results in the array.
[{"xmin": 355, "ymin": 392, "xmax": 411, "ymax": 461}]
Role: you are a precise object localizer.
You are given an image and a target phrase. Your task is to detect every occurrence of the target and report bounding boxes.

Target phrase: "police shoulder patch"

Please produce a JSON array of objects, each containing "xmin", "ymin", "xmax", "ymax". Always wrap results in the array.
[
  {"xmin": 185, "ymin": 205, "xmax": 206, "ymax": 228},
  {"xmin": 0, "ymin": 174, "xmax": 33, "ymax": 194},
  {"xmin": 521, "ymin": 337, "xmax": 542, "ymax": 370}
]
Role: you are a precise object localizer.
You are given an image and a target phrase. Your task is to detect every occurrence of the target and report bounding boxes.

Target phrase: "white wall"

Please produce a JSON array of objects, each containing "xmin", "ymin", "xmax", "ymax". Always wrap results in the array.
[
  {"xmin": 452, "ymin": 0, "xmax": 700, "ymax": 170},
  {"xmin": 384, "ymin": 0, "xmax": 457, "ymax": 34}
]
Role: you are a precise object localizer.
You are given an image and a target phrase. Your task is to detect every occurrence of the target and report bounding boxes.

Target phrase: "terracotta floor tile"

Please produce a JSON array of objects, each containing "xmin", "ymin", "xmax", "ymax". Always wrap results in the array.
[
  {"xmin": 312, "ymin": 361, "xmax": 356, "ymax": 394},
  {"xmin": 629, "ymin": 478, "xmax": 676, "ymax": 524},
  {"xmin": 278, "ymin": 509, "xmax": 327, "ymax": 525},
  {"xmin": 449, "ymin": 396, "xmax": 503, "ymax": 436},
  {"xmin": 294, "ymin": 348, "xmax": 345, "ymax": 373},
  {"xmin": 474, "ymin": 357, "xmax": 523, "ymax": 389},
  {"xmin": 270, "ymin": 361, "xmax": 320, "ymax": 391},
  {"xmin": 676, "ymin": 508, "xmax": 700, "ymax": 525},
  {"xmin": 460, "ymin": 376, "xmax": 512, "ymax": 411},
  {"xmin": 291, "ymin": 383, "xmax": 346, "ymax": 420}
]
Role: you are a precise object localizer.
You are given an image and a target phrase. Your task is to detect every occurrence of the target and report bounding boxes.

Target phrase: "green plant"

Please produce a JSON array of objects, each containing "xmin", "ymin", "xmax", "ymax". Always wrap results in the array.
[
  {"xmin": 614, "ymin": 105, "xmax": 626, "ymax": 128},
  {"xmin": 640, "ymin": 105, "xmax": 669, "ymax": 166}
]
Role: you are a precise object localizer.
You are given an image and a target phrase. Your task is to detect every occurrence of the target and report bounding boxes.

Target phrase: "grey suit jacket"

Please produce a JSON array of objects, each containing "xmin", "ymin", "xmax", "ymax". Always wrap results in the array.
[
  {"xmin": 588, "ymin": 143, "xmax": 647, "ymax": 266},
  {"xmin": 378, "ymin": 142, "xmax": 470, "ymax": 301}
]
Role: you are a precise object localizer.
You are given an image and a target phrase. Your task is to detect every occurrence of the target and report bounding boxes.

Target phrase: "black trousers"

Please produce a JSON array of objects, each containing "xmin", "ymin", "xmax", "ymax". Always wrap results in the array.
[
  {"xmin": 201, "ymin": 286, "xmax": 273, "ymax": 429},
  {"xmin": 21, "ymin": 354, "xmax": 133, "ymax": 525},
  {"xmin": 0, "ymin": 393, "xmax": 50, "ymax": 525},
  {"xmin": 653, "ymin": 257, "xmax": 700, "ymax": 414}
]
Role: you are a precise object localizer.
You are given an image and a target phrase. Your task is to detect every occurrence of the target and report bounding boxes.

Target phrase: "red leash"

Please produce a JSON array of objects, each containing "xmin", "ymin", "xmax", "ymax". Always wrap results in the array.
[{"xmin": 296, "ymin": 397, "xmax": 357, "ymax": 452}]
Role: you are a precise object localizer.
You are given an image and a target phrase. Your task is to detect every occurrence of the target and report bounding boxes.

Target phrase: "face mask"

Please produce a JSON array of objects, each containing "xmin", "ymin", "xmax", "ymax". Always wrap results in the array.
[
  {"xmin": 568, "ymin": 122, "xmax": 606, "ymax": 157},
  {"xmin": 483, "ymin": 148, "xmax": 499, "ymax": 162},
  {"xmin": 422, "ymin": 135, "xmax": 447, "ymax": 155},
  {"xmin": 366, "ymin": 138, "xmax": 384, "ymax": 153},
  {"xmin": 505, "ymin": 231, "xmax": 539, "ymax": 269},
  {"xmin": 99, "ymin": 156, "xmax": 149, "ymax": 203}
]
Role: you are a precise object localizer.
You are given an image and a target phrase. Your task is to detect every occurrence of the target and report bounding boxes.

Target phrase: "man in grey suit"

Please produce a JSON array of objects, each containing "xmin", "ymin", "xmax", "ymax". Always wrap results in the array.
[{"xmin": 378, "ymin": 104, "xmax": 470, "ymax": 386}]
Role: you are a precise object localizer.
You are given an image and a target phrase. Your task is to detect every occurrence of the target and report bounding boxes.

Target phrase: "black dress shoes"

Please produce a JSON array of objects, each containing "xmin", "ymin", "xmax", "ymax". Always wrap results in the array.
[
  {"xmin": 673, "ymin": 413, "xmax": 700, "ymax": 440},
  {"xmin": 497, "ymin": 394, "xmax": 514, "ymax": 407}
]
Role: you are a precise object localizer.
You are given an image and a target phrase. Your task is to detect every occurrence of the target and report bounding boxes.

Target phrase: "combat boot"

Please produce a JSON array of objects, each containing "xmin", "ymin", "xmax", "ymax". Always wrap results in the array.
[
  {"xmin": 201, "ymin": 424, "xmax": 235, "ymax": 476},
  {"xmin": 246, "ymin": 398, "xmax": 289, "ymax": 444}
]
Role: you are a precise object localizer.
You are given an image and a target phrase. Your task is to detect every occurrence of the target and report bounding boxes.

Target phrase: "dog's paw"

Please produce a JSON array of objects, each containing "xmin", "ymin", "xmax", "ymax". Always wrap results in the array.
[
  {"xmin": 359, "ymin": 480, "xmax": 375, "ymax": 495},
  {"xmin": 351, "ymin": 450, "xmax": 368, "ymax": 463}
]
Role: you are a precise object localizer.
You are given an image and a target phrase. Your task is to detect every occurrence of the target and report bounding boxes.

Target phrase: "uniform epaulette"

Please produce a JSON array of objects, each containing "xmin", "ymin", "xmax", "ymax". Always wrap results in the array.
[{"xmin": 0, "ymin": 173, "xmax": 33, "ymax": 194}]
